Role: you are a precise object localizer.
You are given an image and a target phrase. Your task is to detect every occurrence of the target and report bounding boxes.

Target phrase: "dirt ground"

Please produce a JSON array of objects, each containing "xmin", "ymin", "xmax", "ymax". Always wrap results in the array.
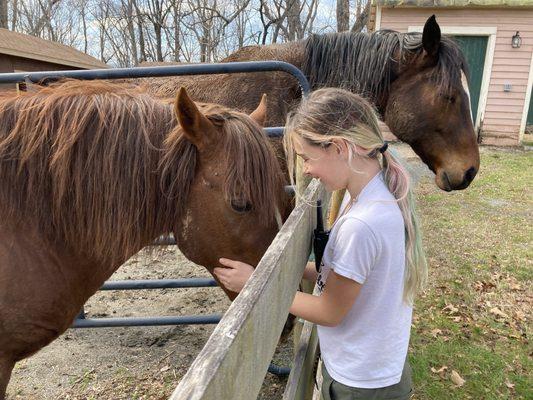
[
  {"xmin": 8, "ymin": 248, "xmax": 292, "ymax": 400},
  {"xmin": 5, "ymin": 143, "xmax": 444, "ymax": 400}
]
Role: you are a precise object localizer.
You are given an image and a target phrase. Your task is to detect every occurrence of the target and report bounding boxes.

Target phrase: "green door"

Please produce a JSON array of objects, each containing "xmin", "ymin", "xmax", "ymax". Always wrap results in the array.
[
  {"xmin": 453, "ymin": 35, "xmax": 488, "ymax": 123},
  {"xmin": 527, "ymin": 86, "xmax": 533, "ymax": 126}
]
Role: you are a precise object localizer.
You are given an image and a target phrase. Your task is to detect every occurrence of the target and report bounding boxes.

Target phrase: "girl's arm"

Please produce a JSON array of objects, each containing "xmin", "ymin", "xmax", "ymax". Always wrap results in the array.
[
  {"xmin": 302, "ymin": 261, "xmax": 318, "ymax": 281},
  {"xmin": 290, "ymin": 271, "xmax": 361, "ymax": 327},
  {"xmin": 214, "ymin": 258, "xmax": 361, "ymax": 328}
]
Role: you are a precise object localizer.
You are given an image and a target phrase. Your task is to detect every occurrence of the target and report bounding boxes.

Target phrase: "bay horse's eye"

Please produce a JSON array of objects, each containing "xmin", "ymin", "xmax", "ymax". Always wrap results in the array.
[
  {"xmin": 230, "ymin": 199, "xmax": 252, "ymax": 213},
  {"xmin": 443, "ymin": 95, "xmax": 456, "ymax": 104}
]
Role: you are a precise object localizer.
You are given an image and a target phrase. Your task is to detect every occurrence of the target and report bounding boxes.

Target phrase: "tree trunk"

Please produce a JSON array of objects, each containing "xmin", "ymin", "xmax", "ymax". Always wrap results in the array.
[
  {"xmin": 0, "ymin": 0, "xmax": 9, "ymax": 29},
  {"xmin": 172, "ymin": 2, "xmax": 181, "ymax": 61},
  {"xmin": 336, "ymin": 0, "xmax": 349, "ymax": 32},
  {"xmin": 133, "ymin": 0, "xmax": 147, "ymax": 63},
  {"xmin": 125, "ymin": 0, "xmax": 138, "ymax": 65},
  {"xmin": 80, "ymin": 4, "xmax": 88, "ymax": 53},
  {"xmin": 0, "ymin": 0, "xmax": 8, "ymax": 29},
  {"xmin": 155, "ymin": 23, "xmax": 163, "ymax": 61},
  {"xmin": 287, "ymin": 0, "xmax": 303, "ymax": 40},
  {"xmin": 10, "ymin": 0, "xmax": 17, "ymax": 30},
  {"xmin": 351, "ymin": 0, "xmax": 370, "ymax": 33}
]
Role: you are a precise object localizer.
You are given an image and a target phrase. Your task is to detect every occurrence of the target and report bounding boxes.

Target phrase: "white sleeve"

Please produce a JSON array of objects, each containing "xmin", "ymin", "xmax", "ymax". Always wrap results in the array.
[{"xmin": 330, "ymin": 218, "xmax": 379, "ymax": 284}]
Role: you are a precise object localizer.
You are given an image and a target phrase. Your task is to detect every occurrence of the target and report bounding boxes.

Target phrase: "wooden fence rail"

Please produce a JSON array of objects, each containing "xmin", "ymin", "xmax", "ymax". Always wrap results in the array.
[{"xmin": 169, "ymin": 179, "xmax": 326, "ymax": 400}]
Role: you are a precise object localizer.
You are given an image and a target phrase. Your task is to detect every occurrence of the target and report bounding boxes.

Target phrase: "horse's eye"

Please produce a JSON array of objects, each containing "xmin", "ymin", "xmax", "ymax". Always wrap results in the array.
[
  {"xmin": 230, "ymin": 199, "xmax": 252, "ymax": 213},
  {"xmin": 443, "ymin": 95, "xmax": 456, "ymax": 104}
]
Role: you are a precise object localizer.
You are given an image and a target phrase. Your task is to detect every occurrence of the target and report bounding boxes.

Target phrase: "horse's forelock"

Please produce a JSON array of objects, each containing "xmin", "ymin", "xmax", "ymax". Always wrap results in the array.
[
  {"xmin": 433, "ymin": 36, "xmax": 469, "ymax": 96},
  {"xmin": 219, "ymin": 113, "xmax": 285, "ymax": 224},
  {"xmin": 402, "ymin": 32, "xmax": 468, "ymax": 96}
]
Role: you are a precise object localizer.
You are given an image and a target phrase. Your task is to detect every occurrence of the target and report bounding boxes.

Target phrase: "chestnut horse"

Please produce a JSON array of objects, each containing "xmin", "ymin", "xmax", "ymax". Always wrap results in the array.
[
  {"xmin": 143, "ymin": 15, "xmax": 479, "ymax": 191},
  {"xmin": 0, "ymin": 81, "xmax": 290, "ymax": 398}
]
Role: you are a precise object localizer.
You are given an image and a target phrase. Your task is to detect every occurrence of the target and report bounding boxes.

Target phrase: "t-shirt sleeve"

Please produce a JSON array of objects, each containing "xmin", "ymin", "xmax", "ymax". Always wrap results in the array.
[{"xmin": 330, "ymin": 218, "xmax": 379, "ymax": 284}]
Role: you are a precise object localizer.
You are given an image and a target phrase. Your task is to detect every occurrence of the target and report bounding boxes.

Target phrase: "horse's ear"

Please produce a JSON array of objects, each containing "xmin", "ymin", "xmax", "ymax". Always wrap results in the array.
[
  {"xmin": 175, "ymin": 87, "xmax": 216, "ymax": 150},
  {"xmin": 422, "ymin": 15, "xmax": 441, "ymax": 58},
  {"xmin": 249, "ymin": 94, "xmax": 267, "ymax": 126}
]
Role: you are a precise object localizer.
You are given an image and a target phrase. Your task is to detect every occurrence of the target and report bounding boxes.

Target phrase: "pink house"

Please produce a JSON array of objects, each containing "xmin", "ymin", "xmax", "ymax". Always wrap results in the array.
[{"xmin": 370, "ymin": 0, "xmax": 533, "ymax": 146}]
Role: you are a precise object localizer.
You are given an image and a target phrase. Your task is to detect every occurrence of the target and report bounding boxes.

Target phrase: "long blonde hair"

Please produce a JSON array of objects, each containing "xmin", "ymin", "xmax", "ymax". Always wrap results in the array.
[{"xmin": 284, "ymin": 88, "xmax": 427, "ymax": 304}]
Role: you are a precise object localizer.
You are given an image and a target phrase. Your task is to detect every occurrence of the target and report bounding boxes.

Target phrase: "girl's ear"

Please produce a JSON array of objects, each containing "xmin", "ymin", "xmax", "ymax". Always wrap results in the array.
[{"xmin": 330, "ymin": 138, "xmax": 350, "ymax": 157}]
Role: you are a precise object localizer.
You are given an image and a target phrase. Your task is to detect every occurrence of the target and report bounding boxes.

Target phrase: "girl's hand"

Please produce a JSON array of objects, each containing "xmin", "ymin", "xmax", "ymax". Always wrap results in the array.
[{"xmin": 213, "ymin": 258, "xmax": 255, "ymax": 293}]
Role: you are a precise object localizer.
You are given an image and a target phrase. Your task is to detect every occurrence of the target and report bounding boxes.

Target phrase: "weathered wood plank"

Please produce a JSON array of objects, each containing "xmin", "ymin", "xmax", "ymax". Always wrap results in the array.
[
  {"xmin": 169, "ymin": 179, "xmax": 326, "ymax": 400},
  {"xmin": 283, "ymin": 288, "xmax": 320, "ymax": 400}
]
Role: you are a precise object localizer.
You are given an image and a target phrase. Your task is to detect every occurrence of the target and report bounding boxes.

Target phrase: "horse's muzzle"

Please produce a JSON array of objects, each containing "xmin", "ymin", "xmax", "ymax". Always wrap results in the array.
[{"xmin": 438, "ymin": 166, "xmax": 478, "ymax": 191}]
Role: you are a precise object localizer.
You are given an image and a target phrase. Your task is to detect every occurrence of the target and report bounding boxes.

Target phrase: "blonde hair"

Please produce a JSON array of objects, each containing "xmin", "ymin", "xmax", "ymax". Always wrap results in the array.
[{"xmin": 284, "ymin": 88, "xmax": 427, "ymax": 304}]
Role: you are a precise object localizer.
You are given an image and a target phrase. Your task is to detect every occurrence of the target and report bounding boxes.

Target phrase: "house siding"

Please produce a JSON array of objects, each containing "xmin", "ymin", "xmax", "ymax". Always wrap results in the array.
[
  {"xmin": 0, "ymin": 54, "xmax": 82, "ymax": 91},
  {"xmin": 378, "ymin": 7, "xmax": 533, "ymax": 146}
]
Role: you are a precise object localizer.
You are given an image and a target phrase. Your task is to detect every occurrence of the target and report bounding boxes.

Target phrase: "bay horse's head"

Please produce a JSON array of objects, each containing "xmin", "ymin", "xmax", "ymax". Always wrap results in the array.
[
  {"xmin": 385, "ymin": 16, "xmax": 480, "ymax": 191},
  {"xmin": 168, "ymin": 88, "xmax": 289, "ymax": 294}
]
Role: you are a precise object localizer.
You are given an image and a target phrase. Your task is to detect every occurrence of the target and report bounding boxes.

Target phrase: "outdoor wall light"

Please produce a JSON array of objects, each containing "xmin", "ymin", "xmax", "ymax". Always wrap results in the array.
[{"xmin": 511, "ymin": 31, "xmax": 522, "ymax": 48}]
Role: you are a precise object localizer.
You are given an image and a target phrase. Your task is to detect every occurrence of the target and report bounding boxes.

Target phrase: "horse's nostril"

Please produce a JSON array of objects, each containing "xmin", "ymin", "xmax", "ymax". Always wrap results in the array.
[
  {"xmin": 464, "ymin": 167, "xmax": 477, "ymax": 184},
  {"xmin": 441, "ymin": 172, "xmax": 452, "ymax": 192}
]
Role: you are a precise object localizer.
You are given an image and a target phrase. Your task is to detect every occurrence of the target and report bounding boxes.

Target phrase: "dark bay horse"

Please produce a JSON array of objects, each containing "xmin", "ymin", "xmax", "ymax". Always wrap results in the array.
[
  {"xmin": 0, "ymin": 81, "xmax": 290, "ymax": 398},
  {"xmin": 143, "ymin": 15, "xmax": 479, "ymax": 192}
]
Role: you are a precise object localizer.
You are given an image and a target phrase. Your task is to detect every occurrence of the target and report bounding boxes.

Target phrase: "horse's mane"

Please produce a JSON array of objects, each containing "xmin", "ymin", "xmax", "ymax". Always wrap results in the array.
[
  {"xmin": 0, "ymin": 80, "xmax": 283, "ymax": 264},
  {"xmin": 302, "ymin": 30, "xmax": 468, "ymax": 101}
]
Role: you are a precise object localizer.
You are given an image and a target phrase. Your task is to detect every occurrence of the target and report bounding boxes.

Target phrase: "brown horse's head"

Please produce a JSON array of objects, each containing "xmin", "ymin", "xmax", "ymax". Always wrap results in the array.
[
  {"xmin": 384, "ymin": 16, "xmax": 480, "ymax": 191},
  {"xmin": 0, "ymin": 82, "xmax": 288, "ymax": 282},
  {"xmin": 167, "ymin": 89, "xmax": 288, "ymax": 293}
]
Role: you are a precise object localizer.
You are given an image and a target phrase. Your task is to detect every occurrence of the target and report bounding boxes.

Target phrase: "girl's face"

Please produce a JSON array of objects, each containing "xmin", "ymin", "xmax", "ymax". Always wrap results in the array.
[{"xmin": 293, "ymin": 136, "xmax": 351, "ymax": 192}]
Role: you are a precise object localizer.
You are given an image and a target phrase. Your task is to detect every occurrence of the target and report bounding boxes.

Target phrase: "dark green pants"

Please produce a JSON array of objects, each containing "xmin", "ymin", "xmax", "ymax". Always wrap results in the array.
[{"xmin": 321, "ymin": 361, "xmax": 413, "ymax": 400}]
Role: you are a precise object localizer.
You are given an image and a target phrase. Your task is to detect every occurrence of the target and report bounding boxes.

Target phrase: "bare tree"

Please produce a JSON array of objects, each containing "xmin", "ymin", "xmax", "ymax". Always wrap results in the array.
[
  {"xmin": 2, "ymin": 0, "xmax": 369, "ymax": 67},
  {"xmin": 259, "ymin": 0, "xmax": 317, "ymax": 43},
  {"xmin": 351, "ymin": 0, "xmax": 369, "ymax": 33},
  {"xmin": 336, "ymin": 0, "xmax": 348, "ymax": 32},
  {"xmin": 168, "ymin": 0, "xmax": 183, "ymax": 61},
  {"xmin": 10, "ymin": 0, "xmax": 18, "ymax": 30},
  {"xmin": 0, "ymin": 0, "xmax": 8, "ymax": 28},
  {"xmin": 121, "ymin": 0, "xmax": 138, "ymax": 64},
  {"xmin": 79, "ymin": 0, "xmax": 88, "ymax": 52}
]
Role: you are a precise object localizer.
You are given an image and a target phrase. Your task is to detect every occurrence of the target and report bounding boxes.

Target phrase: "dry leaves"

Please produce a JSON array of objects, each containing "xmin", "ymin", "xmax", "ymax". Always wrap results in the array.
[
  {"xmin": 430, "ymin": 328, "xmax": 442, "ymax": 338},
  {"xmin": 431, "ymin": 366, "xmax": 466, "ymax": 388},
  {"xmin": 450, "ymin": 370, "xmax": 466, "ymax": 387},
  {"xmin": 489, "ymin": 307, "xmax": 509, "ymax": 319},
  {"xmin": 431, "ymin": 365, "xmax": 448, "ymax": 379},
  {"xmin": 473, "ymin": 280, "xmax": 496, "ymax": 292},
  {"xmin": 443, "ymin": 304, "xmax": 459, "ymax": 314}
]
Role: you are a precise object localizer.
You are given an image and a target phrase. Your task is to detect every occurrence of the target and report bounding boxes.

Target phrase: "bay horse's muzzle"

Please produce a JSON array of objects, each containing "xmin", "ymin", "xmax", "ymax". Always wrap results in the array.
[{"xmin": 439, "ymin": 166, "xmax": 478, "ymax": 191}]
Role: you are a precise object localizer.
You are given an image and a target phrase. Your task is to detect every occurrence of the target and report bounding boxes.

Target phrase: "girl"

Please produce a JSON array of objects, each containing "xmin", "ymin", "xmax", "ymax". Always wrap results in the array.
[{"xmin": 213, "ymin": 88, "xmax": 427, "ymax": 400}]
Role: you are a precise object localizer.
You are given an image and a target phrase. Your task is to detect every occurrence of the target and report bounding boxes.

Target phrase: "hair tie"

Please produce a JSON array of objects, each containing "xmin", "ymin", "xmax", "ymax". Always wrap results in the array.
[{"xmin": 378, "ymin": 143, "xmax": 388, "ymax": 154}]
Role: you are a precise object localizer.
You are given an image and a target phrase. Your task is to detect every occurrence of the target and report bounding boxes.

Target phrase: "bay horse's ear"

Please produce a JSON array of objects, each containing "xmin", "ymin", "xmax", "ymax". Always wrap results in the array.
[
  {"xmin": 175, "ymin": 87, "xmax": 216, "ymax": 150},
  {"xmin": 422, "ymin": 15, "xmax": 441, "ymax": 58},
  {"xmin": 249, "ymin": 93, "xmax": 267, "ymax": 127}
]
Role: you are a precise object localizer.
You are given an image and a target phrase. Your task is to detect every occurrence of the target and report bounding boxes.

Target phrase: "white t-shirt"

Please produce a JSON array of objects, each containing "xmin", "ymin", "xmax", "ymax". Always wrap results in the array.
[{"xmin": 316, "ymin": 171, "xmax": 412, "ymax": 389}]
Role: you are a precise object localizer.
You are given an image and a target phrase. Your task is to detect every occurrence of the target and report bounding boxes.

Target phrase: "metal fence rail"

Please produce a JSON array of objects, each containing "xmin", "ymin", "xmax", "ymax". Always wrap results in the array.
[{"xmin": 0, "ymin": 60, "xmax": 311, "ymax": 95}]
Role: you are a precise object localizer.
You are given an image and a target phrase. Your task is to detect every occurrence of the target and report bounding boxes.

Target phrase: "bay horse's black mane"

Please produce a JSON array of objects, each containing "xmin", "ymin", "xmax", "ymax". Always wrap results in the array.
[{"xmin": 302, "ymin": 30, "xmax": 469, "ymax": 102}]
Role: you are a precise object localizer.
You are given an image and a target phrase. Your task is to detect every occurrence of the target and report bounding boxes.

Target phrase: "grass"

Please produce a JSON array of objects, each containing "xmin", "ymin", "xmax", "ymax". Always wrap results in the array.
[
  {"xmin": 12, "ymin": 148, "xmax": 529, "ymax": 400},
  {"xmin": 409, "ymin": 148, "xmax": 532, "ymax": 399}
]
